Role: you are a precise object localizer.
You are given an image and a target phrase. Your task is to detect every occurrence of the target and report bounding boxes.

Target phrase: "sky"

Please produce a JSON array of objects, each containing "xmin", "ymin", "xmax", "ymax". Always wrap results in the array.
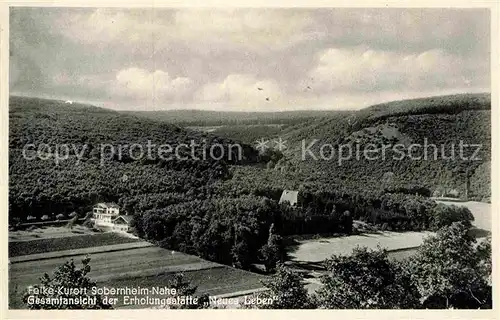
[{"xmin": 9, "ymin": 8, "xmax": 490, "ymax": 111}]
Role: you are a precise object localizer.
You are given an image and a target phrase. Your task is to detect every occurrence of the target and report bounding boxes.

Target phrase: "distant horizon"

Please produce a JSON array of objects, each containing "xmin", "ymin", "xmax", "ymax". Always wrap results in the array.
[{"xmin": 10, "ymin": 91, "xmax": 491, "ymax": 113}]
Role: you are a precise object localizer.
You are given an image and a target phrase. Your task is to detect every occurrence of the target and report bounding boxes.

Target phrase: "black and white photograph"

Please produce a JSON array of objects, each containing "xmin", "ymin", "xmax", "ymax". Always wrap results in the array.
[{"xmin": 4, "ymin": 4, "xmax": 496, "ymax": 314}]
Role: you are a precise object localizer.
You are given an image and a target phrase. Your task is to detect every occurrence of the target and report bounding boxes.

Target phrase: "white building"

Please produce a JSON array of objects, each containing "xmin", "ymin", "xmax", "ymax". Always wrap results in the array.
[
  {"xmin": 279, "ymin": 190, "xmax": 299, "ymax": 207},
  {"xmin": 92, "ymin": 202, "xmax": 133, "ymax": 232},
  {"xmin": 92, "ymin": 202, "xmax": 120, "ymax": 227}
]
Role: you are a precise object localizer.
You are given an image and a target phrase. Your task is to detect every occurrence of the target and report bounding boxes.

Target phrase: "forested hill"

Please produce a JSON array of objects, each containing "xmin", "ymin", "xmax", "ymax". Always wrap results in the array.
[
  {"xmin": 274, "ymin": 93, "xmax": 491, "ymax": 201},
  {"xmin": 8, "ymin": 96, "xmax": 261, "ymax": 222}
]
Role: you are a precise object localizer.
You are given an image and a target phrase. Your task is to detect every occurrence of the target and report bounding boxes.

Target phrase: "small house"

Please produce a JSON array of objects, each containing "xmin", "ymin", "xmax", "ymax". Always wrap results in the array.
[
  {"xmin": 279, "ymin": 190, "xmax": 299, "ymax": 207},
  {"xmin": 112, "ymin": 215, "xmax": 133, "ymax": 232}
]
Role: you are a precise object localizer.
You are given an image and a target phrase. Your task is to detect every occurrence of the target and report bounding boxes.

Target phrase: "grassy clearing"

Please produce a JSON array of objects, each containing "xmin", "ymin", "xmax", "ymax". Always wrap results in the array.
[
  {"xmin": 9, "ymin": 225, "xmax": 97, "ymax": 242},
  {"xmin": 288, "ymin": 231, "xmax": 432, "ymax": 263},
  {"xmin": 9, "ymin": 233, "xmax": 140, "ymax": 257}
]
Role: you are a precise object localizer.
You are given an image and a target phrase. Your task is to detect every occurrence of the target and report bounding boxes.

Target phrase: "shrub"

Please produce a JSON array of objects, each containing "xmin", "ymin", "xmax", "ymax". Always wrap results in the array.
[{"xmin": 429, "ymin": 204, "xmax": 473, "ymax": 230}]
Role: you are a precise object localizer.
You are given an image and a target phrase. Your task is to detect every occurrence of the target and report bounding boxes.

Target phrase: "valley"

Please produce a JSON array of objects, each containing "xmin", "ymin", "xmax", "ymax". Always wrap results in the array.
[{"xmin": 8, "ymin": 93, "xmax": 492, "ymax": 309}]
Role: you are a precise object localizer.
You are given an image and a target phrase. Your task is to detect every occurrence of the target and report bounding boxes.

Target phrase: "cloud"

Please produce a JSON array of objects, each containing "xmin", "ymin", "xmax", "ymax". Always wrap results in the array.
[
  {"xmin": 173, "ymin": 9, "xmax": 312, "ymax": 51},
  {"xmin": 110, "ymin": 68, "xmax": 193, "ymax": 101},
  {"xmin": 10, "ymin": 8, "xmax": 490, "ymax": 111},
  {"xmin": 306, "ymin": 47, "xmax": 481, "ymax": 93},
  {"xmin": 196, "ymin": 74, "xmax": 283, "ymax": 106},
  {"xmin": 314, "ymin": 9, "xmax": 490, "ymax": 56},
  {"xmin": 56, "ymin": 8, "xmax": 313, "ymax": 53}
]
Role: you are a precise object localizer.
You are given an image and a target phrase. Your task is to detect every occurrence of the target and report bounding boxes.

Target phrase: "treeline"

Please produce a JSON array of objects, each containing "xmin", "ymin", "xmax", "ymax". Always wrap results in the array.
[
  {"xmin": 364, "ymin": 93, "xmax": 490, "ymax": 121},
  {"xmin": 298, "ymin": 189, "xmax": 473, "ymax": 231},
  {"xmin": 132, "ymin": 187, "xmax": 473, "ymax": 270},
  {"xmin": 214, "ymin": 168, "xmax": 474, "ymax": 231},
  {"xmin": 124, "ymin": 109, "xmax": 344, "ymax": 127},
  {"xmin": 133, "ymin": 196, "xmax": 287, "ymax": 271}
]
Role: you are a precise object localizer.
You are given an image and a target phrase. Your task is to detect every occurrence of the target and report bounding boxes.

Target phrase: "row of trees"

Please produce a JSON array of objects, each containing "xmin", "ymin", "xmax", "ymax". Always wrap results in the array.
[
  {"xmin": 133, "ymin": 196, "xmax": 288, "ymax": 271},
  {"xmin": 131, "ymin": 188, "xmax": 473, "ymax": 271}
]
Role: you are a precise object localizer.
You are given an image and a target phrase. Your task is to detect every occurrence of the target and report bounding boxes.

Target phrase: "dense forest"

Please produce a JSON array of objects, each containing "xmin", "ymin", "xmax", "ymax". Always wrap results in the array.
[
  {"xmin": 9, "ymin": 97, "xmax": 261, "ymax": 222},
  {"xmin": 140, "ymin": 94, "xmax": 491, "ymax": 201},
  {"xmin": 9, "ymin": 94, "xmax": 489, "ymax": 270},
  {"xmin": 276, "ymin": 93, "xmax": 491, "ymax": 201}
]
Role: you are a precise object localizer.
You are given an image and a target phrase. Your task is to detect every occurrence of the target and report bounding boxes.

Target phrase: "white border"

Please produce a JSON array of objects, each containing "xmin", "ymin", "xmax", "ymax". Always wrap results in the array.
[{"xmin": 1, "ymin": 1, "xmax": 498, "ymax": 319}]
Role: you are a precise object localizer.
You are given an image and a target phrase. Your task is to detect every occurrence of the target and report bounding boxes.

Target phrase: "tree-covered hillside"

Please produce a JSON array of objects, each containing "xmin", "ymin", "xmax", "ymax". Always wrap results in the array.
[
  {"xmin": 274, "ymin": 93, "xmax": 491, "ymax": 200},
  {"xmin": 8, "ymin": 96, "xmax": 260, "ymax": 223}
]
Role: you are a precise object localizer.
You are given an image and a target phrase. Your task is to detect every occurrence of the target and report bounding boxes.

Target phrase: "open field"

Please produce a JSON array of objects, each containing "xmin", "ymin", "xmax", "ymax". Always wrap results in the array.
[
  {"xmin": 288, "ymin": 231, "xmax": 432, "ymax": 264},
  {"xmin": 289, "ymin": 200, "xmax": 492, "ymax": 294},
  {"xmin": 286, "ymin": 230, "xmax": 431, "ymax": 295},
  {"xmin": 436, "ymin": 200, "xmax": 491, "ymax": 231},
  {"xmin": 9, "ymin": 232, "xmax": 140, "ymax": 257},
  {"xmin": 9, "ymin": 243, "xmax": 266, "ymax": 309},
  {"xmin": 289, "ymin": 201, "xmax": 491, "ymax": 264},
  {"xmin": 9, "ymin": 225, "xmax": 98, "ymax": 242}
]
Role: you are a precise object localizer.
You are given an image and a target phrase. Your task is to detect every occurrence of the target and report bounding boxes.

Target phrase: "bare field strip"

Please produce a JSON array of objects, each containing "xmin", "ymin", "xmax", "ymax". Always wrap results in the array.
[
  {"xmin": 10, "ymin": 246, "xmax": 204, "ymax": 285},
  {"xmin": 9, "ymin": 232, "xmax": 140, "ymax": 257},
  {"xmin": 11, "ymin": 241, "xmax": 154, "ymax": 263}
]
